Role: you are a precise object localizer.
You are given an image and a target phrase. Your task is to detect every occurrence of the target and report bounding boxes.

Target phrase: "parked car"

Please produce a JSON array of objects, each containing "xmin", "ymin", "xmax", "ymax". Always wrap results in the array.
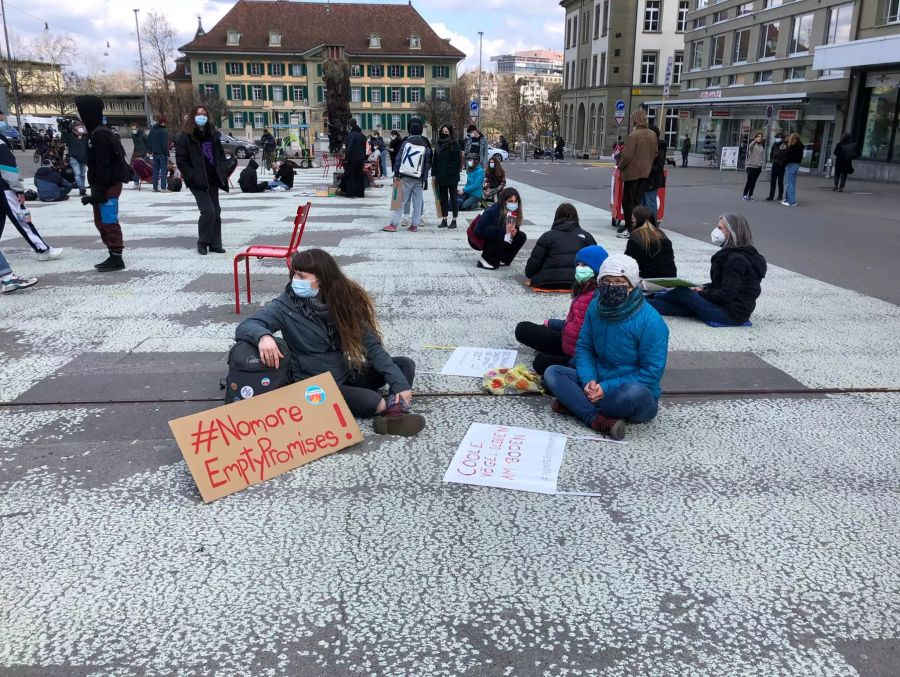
[
  {"xmin": 2, "ymin": 126, "xmax": 22, "ymax": 149},
  {"xmin": 219, "ymin": 133, "xmax": 258, "ymax": 159},
  {"xmin": 487, "ymin": 146, "xmax": 509, "ymax": 163}
]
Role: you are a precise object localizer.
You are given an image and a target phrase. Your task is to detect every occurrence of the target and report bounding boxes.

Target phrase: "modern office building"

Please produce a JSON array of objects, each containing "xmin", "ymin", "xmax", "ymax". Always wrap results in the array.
[
  {"xmin": 175, "ymin": 0, "xmax": 464, "ymax": 140},
  {"xmin": 560, "ymin": 0, "xmax": 688, "ymax": 154},
  {"xmin": 491, "ymin": 50, "xmax": 564, "ymax": 105}
]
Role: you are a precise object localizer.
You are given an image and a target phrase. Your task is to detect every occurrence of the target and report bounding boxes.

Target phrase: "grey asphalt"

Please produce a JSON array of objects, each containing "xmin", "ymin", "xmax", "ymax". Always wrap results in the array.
[{"xmin": 505, "ymin": 159, "xmax": 900, "ymax": 306}]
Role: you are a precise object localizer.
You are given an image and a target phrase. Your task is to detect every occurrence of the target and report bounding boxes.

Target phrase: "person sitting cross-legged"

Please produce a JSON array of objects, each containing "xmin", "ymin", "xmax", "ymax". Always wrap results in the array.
[{"xmin": 543, "ymin": 253, "xmax": 669, "ymax": 441}]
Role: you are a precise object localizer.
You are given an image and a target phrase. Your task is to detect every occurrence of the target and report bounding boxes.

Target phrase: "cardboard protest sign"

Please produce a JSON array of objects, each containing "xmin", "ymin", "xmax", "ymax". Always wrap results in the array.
[
  {"xmin": 443, "ymin": 423, "xmax": 567, "ymax": 494},
  {"xmin": 169, "ymin": 373, "xmax": 362, "ymax": 502},
  {"xmin": 431, "ymin": 176, "xmax": 443, "ymax": 217},
  {"xmin": 440, "ymin": 347, "xmax": 518, "ymax": 378},
  {"xmin": 390, "ymin": 179, "xmax": 403, "ymax": 211}
]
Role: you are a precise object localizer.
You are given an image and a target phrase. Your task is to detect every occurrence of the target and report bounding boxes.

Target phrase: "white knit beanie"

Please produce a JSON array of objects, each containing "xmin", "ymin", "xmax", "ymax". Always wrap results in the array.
[{"xmin": 598, "ymin": 253, "xmax": 641, "ymax": 288}]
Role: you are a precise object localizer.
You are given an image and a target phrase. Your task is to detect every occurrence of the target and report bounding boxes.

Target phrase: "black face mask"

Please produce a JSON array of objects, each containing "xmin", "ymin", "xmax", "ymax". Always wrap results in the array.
[
  {"xmin": 599, "ymin": 283, "xmax": 629, "ymax": 307},
  {"xmin": 439, "ymin": 132, "xmax": 449, "ymax": 139}
]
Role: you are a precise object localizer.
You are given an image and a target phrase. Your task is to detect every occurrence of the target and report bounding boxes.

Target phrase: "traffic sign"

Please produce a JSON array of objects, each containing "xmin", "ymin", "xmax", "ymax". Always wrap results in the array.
[
  {"xmin": 469, "ymin": 115, "xmax": 478, "ymax": 124},
  {"xmin": 766, "ymin": 104, "xmax": 774, "ymax": 120},
  {"xmin": 615, "ymin": 99, "xmax": 626, "ymax": 112},
  {"xmin": 614, "ymin": 111, "xmax": 625, "ymax": 126},
  {"xmin": 469, "ymin": 100, "xmax": 479, "ymax": 114}
]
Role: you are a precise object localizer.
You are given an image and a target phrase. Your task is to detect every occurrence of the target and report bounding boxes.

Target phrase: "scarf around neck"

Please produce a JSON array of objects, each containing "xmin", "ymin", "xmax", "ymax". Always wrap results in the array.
[
  {"xmin": 288, "ymin": 286, "xmax": 337, "ymax": 343},
  {"xmin": 596, "ymin": 288, "xmax": 644, "ymax": 324}
]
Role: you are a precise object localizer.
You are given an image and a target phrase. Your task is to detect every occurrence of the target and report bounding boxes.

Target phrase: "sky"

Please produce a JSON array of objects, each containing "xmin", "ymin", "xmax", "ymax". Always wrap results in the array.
[{"xmin": 1, "ymin": 0, "xmax": 565, "ymax": 77}]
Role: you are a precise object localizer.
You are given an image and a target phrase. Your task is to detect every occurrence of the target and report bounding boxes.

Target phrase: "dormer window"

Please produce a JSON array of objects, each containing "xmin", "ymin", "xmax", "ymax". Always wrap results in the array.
[
  {"xmin": 369, "ymin": 34, "xmax": 381, "ymax": 49},
  {"xmin": 269, "ymin": 32, "xmax": 282, "ymax": 47},
  {"xmin": 226, "ymin": 29, "xmax": 241, "ymax": 46},
  {"xmin": 409, "ymin": 34, "xmax": 421, "ymax": 49}
]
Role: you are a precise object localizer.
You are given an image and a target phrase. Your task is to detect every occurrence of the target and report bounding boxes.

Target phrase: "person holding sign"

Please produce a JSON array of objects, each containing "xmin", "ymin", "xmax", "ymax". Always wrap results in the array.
[
  {"xmin": 648, "ymin": 214, "xmax": 766, "ymax": 326},
  {"xmin": 543, "ymin": 254, "xmax": 669, "ymax": 441},
  {"xmin": 474, "ymin": 187, "xmax": 527, "ymax": 270},
  {"xmin": 235, "ymin": 248, "xmax": 426, "ymax": 437}
]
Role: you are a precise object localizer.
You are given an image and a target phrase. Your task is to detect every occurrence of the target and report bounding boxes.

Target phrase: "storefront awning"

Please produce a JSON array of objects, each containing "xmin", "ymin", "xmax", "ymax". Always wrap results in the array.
[
  {"xmin": 643, "ymin": 92, "xmax": 808, "ymax": 108},
  {"xmin": 813, "ymin": 34, "xmax": 900, "ymax": 70}
]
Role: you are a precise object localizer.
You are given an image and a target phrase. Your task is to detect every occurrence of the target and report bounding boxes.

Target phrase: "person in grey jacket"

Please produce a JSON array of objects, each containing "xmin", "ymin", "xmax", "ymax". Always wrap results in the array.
[
  {"xmin": 742, "ymin": 132, "xmax": 766, "ymax": 200},
  {"xmin": 235, "ymin": 248, "xmax": 426, "ymax": 437}
]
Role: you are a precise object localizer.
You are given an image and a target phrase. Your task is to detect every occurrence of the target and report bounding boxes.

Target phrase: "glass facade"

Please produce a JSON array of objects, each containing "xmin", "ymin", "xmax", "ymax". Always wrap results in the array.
[{"xmin": 860, "ymin": 85, "xmax": 899, "ymax": 163}]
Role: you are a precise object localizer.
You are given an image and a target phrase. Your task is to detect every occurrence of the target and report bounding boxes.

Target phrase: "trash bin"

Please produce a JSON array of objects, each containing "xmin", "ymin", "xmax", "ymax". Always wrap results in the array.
[{"xmin": 609, "ymin": 167, "xmax": 668, "ymax": 228}]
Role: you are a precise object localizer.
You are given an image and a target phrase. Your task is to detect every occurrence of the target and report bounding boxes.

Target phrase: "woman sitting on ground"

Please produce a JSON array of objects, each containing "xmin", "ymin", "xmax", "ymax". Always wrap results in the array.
[
  {"xmin": 624, "ymin": 205, "xmax": 677, "ymax": 280},
  {"xmin": 484, "ymin": 157, "xmax": 506, "ymax": 203},
  {"xmin": 515, "ymin": 245, "xmax": 607, "ymax": 375},
  {"xmin": 274, "ymin": 160, "xmax": 296, "ymax": 189},
  {"xmin": 472, "ymin": 187, "xmax": 527, "ymax": 270},
  {"xmin": 543, "ymin": 254, "xmax": 669, "ymax": 441},
  {"xmin": 648, "ymin": 213, "xmax": 766, "ymax": 326},
  {"xmin": 524, "ymin": 203, "xmax": 597, "ymax": 289},
  {"xmin": 235, "ymin": 248, "xmax": 426, "ymax": 437},
  {"xmin": 238, "ymin": 159, "xmax": 269, "ymax": 193}
]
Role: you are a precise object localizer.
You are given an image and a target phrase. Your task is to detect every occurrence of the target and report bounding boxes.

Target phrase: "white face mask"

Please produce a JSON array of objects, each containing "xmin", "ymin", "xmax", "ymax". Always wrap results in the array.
[
  {"xmin": 711, "ymin": 227, "xmax": 727, "ymax": 247},
  {"xmin": 489, "ymin": 162, "xmax": 495, "ymax": 168},
  {"xmin": 506, "ymin": 202, "xmax": 518, "ymax": 213},
  {"xmin": 467, "ymin": 160, "xmax": 474, "ymax": 168}
]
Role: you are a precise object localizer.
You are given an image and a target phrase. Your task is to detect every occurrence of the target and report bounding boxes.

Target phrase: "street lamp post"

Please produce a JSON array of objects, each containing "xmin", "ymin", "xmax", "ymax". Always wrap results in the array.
[
  {"xmin": 477, "ymin": 31, "xmax": 483, "ymax": 126},
  {"xmin": 0, "ymin": 0, "xmax": 25, "ymax": 127},
  {"xmin": 133, "ymin": 9, "xmax": 151, "ymax": 126}
]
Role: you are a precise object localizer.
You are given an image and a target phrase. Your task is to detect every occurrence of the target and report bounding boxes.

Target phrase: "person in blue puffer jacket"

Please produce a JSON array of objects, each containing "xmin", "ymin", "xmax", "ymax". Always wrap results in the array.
[
  {"xmin": 543, "ymin": 253, "xmax": 669, "ymax": 441},
  {"xmin": 34, "ymin": 160, "xmax": 76, "ymax": 201},
  {"xmin": 457, "ymin": 153, "xmax": 484, "ymax": 211}
]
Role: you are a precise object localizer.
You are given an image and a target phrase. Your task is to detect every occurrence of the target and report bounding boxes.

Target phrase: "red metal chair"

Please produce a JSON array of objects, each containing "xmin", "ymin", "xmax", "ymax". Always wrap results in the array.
[{"xmin": 233, "ymin": 202, "xmax": 311, "ymax": 314}]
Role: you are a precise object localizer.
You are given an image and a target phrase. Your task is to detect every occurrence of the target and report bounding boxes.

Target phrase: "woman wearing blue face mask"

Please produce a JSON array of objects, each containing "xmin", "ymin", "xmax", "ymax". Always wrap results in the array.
[
  {"xmin": 543, "ymin": 253, "xmax": 669, "ymax": 440},
  {"xmin": 235, "ymin": 248, "xmax": 425, "ymax": 437},
  {"xmin": 647, "ymin": 213, "xmax": 766, "ymax": 326},
  {"xmin": 174, "ymin": 105, "xmax": 230, "ymax": 255}
]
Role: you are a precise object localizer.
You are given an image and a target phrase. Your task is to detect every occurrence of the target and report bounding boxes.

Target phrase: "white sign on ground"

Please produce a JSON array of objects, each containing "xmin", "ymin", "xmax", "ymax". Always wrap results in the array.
[
  {"xmin": 440, "ymin": 347, "xmax": 517, "ymax": 378},
  {"xmin": 720, "ymin": 146, "xmax": 739, "ymax": 170},
  {"xmin": 443, "ymin": 423, "xmax": 567, "ymax": 494}
]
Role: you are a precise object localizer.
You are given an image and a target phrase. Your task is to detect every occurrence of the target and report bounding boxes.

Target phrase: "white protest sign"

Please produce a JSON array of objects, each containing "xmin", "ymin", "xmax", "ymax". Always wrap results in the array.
[
  {"xmin": 720, "ymin": 146, "xmax": 739, "ymax": 170},
  {"xmin": 443, "ymin": 423, "xmax": 567, "ymax": 494},
  {"xmin": 440, "ymin": 347, "xmax": 517, "ymax": 378}
]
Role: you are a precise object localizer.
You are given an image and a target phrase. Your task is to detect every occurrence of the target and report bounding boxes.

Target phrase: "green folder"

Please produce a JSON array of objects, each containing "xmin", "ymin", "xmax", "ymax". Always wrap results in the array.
[{"xmin": 643, "ymin": 278, "xmax": 698, "ymax": 289}]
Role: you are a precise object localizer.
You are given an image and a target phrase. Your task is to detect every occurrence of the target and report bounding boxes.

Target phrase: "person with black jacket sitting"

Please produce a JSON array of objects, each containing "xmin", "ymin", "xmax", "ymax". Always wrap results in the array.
[
  {"xmin": 274, "ymin": 160, "xmax": 296, "ymax": 189},
  {"xmin": 34, "ymin": 160, "xmax": 76, "ymax": 201},
  {"xmin": 472, "ymin": 187, "xmax": 528, "ymax": 270},
  {"xmin": 648, "ymin": 213, "xmax": 766, "ymax": 326},
  {"xmin": 524, "ymin": 203, "xmax": 597, "ymax": 289},
  {"xmin": 624, "ymin": 205, "xmax": 676, "ymax": 280},
  {"xmin": 238, "ymin": 159, "xmax": 269, "ymax": 193}
]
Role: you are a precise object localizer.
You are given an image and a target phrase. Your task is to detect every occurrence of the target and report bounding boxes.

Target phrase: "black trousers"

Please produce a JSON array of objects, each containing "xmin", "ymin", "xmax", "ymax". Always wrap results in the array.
[
  {"xmin": 190, "ymin": 185, "xmax": 222, "ymax": 249},
  {"xmin": 339, "ymin": 357, "xmax": 415, "ymax": 418},
  {"xmin": 514, "ymin": 321, "xmax": 571, "ymax": 375},
  {"xmin": 437, "ymin": 183, "xmax": 458, "ymax": 218},
  {"xmin": 622, "ymin": 179, "xmax": 644, "ymax": 231},
  {"xmin": 743, "ymin": 167, "xmax": 762, "ymax": 197},
  {"xmin": 767, "ymin": 165, "xmax": 785, "ymax": 200},
  {"xmin": 481, "ymin": 230, "xmax": 527, "ymax": 268},
  {"xmin": 681, "ymin": 150, "xmax": 689, "ymax": 167},
  {"xmin": 834, "ymin": 171, "xmax": 848, "ymax": 190}
]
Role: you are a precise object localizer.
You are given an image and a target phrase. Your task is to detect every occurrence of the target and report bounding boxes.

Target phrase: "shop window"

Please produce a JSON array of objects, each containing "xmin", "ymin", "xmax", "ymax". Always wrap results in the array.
[{"xmin": 860, "ymin": 85, "xmax": 899, "ymax": 162}]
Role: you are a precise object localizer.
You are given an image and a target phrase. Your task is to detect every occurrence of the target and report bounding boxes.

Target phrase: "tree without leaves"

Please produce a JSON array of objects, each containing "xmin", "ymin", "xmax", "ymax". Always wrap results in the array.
[
  {"xmin": 321, "ymin": 58, "xmax": 351, "ymax": 152},
  {"xmin": 415, "ymin": 94, "xmax": 451, "ymax": 142},
  {"xmin": 28, "ymin": 32, "xmax": 78, "ymax": 116},
  {"xmin": 142, "ymin": 10, "xmax": 176, "ymax": 86}
]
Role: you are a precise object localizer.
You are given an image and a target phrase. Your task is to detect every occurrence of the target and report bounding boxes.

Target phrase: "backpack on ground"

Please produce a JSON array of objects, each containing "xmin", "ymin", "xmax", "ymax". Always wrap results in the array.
[
  {"xmin": 221, "ymin": 338, "xmax": 291, "ymax": 404},
  {"xmin": 398, "ymin": 139, "xmax": 426, "ymax": 178},
  {"xmin": 168, "ymin": 177, "xmax": 183, "ymax": 192}
]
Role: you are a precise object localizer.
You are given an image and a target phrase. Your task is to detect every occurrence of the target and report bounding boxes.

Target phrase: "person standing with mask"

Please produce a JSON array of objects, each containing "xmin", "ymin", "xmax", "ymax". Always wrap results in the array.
[
  {"xmin": 543, "ymin": 253, "xmax": 669, "ymax": 441},
  {"xmin": 61, "ymin": 121, "xmax": 89, "ymax": 197},
  {"xmin": 175, "ymin": 105, "xmax": 230, "ymax": 255},
  {"xmin": 388, "ymin": 129, "xmax": 403, "ymax": 171},
  {"xmin": 616, "ymin": 109, "xmax": 657, "ymax": 235},
  {"xmin": 148, "ymin": 116, "xmax": 169, "ymax": 192},
  {"xmin": 75, "ymin": 95, "xmax": 128, "ymax": 271},
  {"xmin": 742, "ymin": 132, "xmax": 766, "ymax": 200},
  {"xmin": 432, "ymin": 124, "xmax": 461, "ymax": 229},
  {"xmin": 129, "ymin": 123, "xmax": 149, "ymax": 189},
  {"xmin": 765, "ymin": 133, "xmax": 787, "ymax": 202}
]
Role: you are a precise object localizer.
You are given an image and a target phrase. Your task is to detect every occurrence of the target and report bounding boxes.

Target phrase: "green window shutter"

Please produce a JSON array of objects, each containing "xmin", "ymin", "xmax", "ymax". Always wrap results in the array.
[
  {"xmin": 367, "ymin": 114, "xmax": 373, "ymax": 129},
  {"xmin": 226, "ymin": 85, "xmax": 233, "ymax": 100},
  {"xmin": 381, "ymin": 86, "xmax": 386, "ymax": 103},
  {"xmin": 317, "ymin": 85, "xmax": 324, "ymax": 102},
  {"xmin": 302, "ymin": 63, "xmax": 308, "ymax": 76},
  {"xmin": 366, "ymin": 86, "xmax": 372, "ymax": 102},
  {"xmin": 303, "ymin": 86, "xmax": 308, "ymax": 100},
  {"xmin": 420, "ymin": 87, "xmax": 426, "ymax": 101},
  {"xmin": 431, "ymin": 87, "xmax": 436, "ymax": 100},
  {"xmin": 213, "ymin": 84, "xmax": 220, "ymax": 95},
  {"xmin": 241, "ymin": 85, "xmax": 247, "ymax": 100},
  {"xmin": 432, "ymin": 65, "xmax": 437, "ymax": 78},
  {"xmin": 367, "ymin": 65, "xmax": 372, "ymax": 78},
  {"xmin": 400, "ymin": 87, "xmax": 406, "ymax": 103},
  {"xmin": 263, "ymin": 112, "xmax": 269, "ymax": 126},
  {"xmin": 198, "ymin": 84, "xmax": 204, "ymax": 94},
  {"xmin": 317, "ymin": 63, "xmax": 322, "ymax": 77},
  {"xmin": 212, "ymin": 62, "xmax": 218, "ymax": 75},
  {"xmin": 239, "ymin": 63, "xmax": 245, "ymax": 75},
  {"xmin": 399, "ymin": 65, "xmax": 405, "ymax": 77},
  {"xmin": 267, "ymin": 85, "xmax": 273, "ymax": 100}
]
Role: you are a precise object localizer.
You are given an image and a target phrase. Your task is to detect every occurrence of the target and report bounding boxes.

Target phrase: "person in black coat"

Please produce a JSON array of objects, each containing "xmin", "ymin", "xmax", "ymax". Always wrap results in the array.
[
  {"xmin": 524, "ymin": 203, "xmax": 597, "ymax": 289},
  {"xmin": 832, "ymin": 133, "xmax": 855, "ymax": 192},
  {"xmin": 340, "ymin": 121, "xmax": 367, "ymax": 198},
  {"xmin": 765, "ymin": 133, "xmax": 787, "ymax": 201},
  {"xmin": 174, "ymin": 105, "xmax": 231, "ymax": 255},
  {"xmin": 624, "ymin": 205, "xmax": 676, "ymax": 279},
  {"xmin": 274, "ymin": 160, "xmax": 296, "ymax": 189},
  {"xmin": 238, "ymin": 159, "xmax": 269, "ymax": 194},
  {"xmin": 433, "ymin": 124, "xmax": 462, "ymax": 228},
  {"xmin": 649, "ymin": 213, "xmax": 766, "ymax": 325},
  {"xmin": 388, "ymin": 130, "xmax": 403, "ymax": 171}
]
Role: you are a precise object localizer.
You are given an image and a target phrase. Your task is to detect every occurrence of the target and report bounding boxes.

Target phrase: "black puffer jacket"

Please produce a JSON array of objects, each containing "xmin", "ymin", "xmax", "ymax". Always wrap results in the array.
[
  {"xmin": 699, "ymin": 245, "xmax": 767, "ymax": 323},
  {"xmin": 174, "ymin": 129, "xmax": 230, "ymax": 192},
  {"xmin": 524, "ymin": 218, "xmax": 597, "ymax": 289},
  {"xmin": 237, "ymin": 159, "xmax": 268, "ymax": 193}
]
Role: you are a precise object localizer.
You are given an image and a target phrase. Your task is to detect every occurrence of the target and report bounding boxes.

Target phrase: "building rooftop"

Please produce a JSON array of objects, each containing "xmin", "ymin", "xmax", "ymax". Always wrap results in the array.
[{"xmin": 178, "ymin": 0, "xmax": 465, "ymax": 60}]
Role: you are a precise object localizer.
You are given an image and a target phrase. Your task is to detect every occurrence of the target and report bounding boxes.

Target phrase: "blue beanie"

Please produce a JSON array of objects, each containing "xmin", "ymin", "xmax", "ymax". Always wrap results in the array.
[{"xmin": 575, "ymin": 245, "xmax": 608, "ymax": 274}]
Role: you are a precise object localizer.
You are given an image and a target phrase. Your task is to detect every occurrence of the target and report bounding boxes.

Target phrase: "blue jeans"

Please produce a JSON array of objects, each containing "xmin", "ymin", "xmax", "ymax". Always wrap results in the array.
[
  {"xmin": 391, "ymin": 177, "xmax": 424, "ymax": 227},
  {"xmin": 69, "ymin": 157, "xmax": 86, "ymax": 192},
  {"xmin": 641, "ymin": 188, "xmax": 659, "ymax": 218},
  {"xmin": 152, "ymin": 155, "xmax": 168, "ymax": 191},
  {"xmin": 543, "ymin": 366, "xmax": 659, "ymax": 425},
  {"xmin": 647, "ymin": 287, "xmax": 737, "ymax": 325},
  {"xmin": 0, "ymin": 249, "xmax": 11, "ymax": 277},
  {"xmin": 267, "ymin": 180, "xmax": 289, "ymax": 190},
  {"xmin": 379, "ymin": 151, "xmax": 387, "ymax": 177},
  {"xmin": 784, "ymin": 162, "xmax": 800, "ymax": 205},
  {"xmin": 459, "ymin": 193, "xmax": 481, "ymax": 211}
]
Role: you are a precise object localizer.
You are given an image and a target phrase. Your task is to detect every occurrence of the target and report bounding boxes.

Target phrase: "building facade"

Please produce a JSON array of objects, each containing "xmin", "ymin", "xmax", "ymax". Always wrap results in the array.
[
  {"xmin": 176, "ymin": 0, "xmax": 464, "ymax": 141},
  {"xmin": 491, "ymin": 50, "xmax": 564, "ymax": 105},
  {"xmin": 814, "ymin": 0, "xmax": 900, "ymax": 180},
  {"xmin": 560, "ymin": 0, "xmax": 689, "ymax": 154}
]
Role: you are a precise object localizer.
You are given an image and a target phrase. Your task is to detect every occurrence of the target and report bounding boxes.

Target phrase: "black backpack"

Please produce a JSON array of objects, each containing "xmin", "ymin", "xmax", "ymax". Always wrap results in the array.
[{"xmin": 221, "ymin": 338, "xmax": 292, "ymax": 404}]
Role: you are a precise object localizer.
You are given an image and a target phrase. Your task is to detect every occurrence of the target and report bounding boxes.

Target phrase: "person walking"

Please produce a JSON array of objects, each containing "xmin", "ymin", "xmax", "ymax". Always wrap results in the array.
[
  {"xmin": 384, "ymin": 120, "xmax": 432, "ymax": 233},
  {"xmin": 175, "ymin": 105, "xmax": 230, "ymax": 256},
  {"xmin": 0, "ymin": 249, "xmax": 38, "ymax": 293},
  {"xmin": 742, "ymin": 132, "xmax": 766, "ymax": 200},
  {"xmin": 260, "ymin": 128, "xmax": 276, "ymax": 171},
  {"xmin": 617, "ymin": 109, "xmax": 657, "ymax": 235},
  {"xmin": 340, "ymin": 121, "xmax": 367, "ymax": 199},
  {"xmin": 148, "ymin": 117, "xmax": 169, "ymax": 192},
  {"xmin": 433, "ymin": 124, "xmax": 461, "ymax": 230},
  {"xmin": 765, "ymin": 133, "xmax": 787, "ymax": 202},
  {"xmin": 61, "ymin": 121, "xmax": 89, "ymax": 197},
  {"xmin": 681, "ymin": 135, "xmax": 691, "ymax": 167},
  {"xmin": 129, "ymin": 123, "xmax": 149, "ymax": 189},
  {"xmin": 781, "ymin": 133, "xmax": 803, "ymax": 207},
  {"xmin": 832, "ymin": 133, "xmax": 855, "ymax": 193},
  {"xmin": 76, "ymin": 95, "xmax": 128, "ymax": 271}
]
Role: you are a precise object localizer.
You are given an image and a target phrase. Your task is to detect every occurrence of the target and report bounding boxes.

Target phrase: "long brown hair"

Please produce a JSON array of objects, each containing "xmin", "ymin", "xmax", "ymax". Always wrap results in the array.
[
  {"xmin": 183, "ymin": 105, "xmax": 216, "ymax": 136},
  {"xmin": 498, "ymin": 187, "xmax": 523, "ymax": 229},
  {"xmin": 630, "ymin": 205, "xmax": 666, "ymax": 255},
  {"xmin": 487, "ymin": 157, "xmax": 506, "ymax": 184},
  {"xmin": 290, "ymin": 248, "xmax": 379, "ymax": 368}
]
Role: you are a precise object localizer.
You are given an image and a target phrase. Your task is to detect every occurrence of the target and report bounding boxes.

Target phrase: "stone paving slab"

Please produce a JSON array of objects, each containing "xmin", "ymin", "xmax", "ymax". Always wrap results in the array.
[{"xmin": 1, "ymin": 393, "xmax": 897, "ymax": 675}]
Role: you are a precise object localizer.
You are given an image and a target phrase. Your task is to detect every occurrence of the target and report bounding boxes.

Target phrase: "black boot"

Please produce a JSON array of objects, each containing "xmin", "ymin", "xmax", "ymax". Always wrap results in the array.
[
  {"xmin": 96, "ymin": 252, "xmax": 125, "ymax": 271},
  {"xmin": 197, "ymin": 242, "xmax": 208, "ymax": 255}
]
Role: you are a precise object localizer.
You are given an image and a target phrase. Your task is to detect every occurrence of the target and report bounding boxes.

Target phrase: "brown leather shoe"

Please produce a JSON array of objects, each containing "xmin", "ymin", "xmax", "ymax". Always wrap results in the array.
[
  {"xmin": 550, "ymin": 398, "xmax": 572, "ymax": 416},
  {"xmin": 590, "ymin": 413, "xmax": 625, "ymax": 440}
]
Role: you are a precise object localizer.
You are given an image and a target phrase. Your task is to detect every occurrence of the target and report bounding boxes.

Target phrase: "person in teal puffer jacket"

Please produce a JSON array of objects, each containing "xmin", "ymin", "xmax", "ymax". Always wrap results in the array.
[
  {"xmin": 543, "ymin": 253, "xmax": 669, "ymax": 441},
  {"xmin": 458, "ymin": 153, "xmax": 484, "ymax": 211}
]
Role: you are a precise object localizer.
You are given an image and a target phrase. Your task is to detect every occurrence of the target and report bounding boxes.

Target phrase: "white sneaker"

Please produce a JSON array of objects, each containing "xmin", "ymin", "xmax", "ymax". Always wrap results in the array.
[
  {"xmin": 616, "ymin": 230, "xmax": 630, "ymax": 239},
  {"xmin": 1, "ymin": 276, "xmax": 38, "ymax": 293},
  {"xmin": 35, "ymin": 247, "xmax": 63, "ymax": 261}
]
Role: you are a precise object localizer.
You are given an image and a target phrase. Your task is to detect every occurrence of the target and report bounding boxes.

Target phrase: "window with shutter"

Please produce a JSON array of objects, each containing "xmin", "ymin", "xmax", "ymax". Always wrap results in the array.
[{"xmin": 317, "ymin": 85, "xmax": 324, "ymax": 102}]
